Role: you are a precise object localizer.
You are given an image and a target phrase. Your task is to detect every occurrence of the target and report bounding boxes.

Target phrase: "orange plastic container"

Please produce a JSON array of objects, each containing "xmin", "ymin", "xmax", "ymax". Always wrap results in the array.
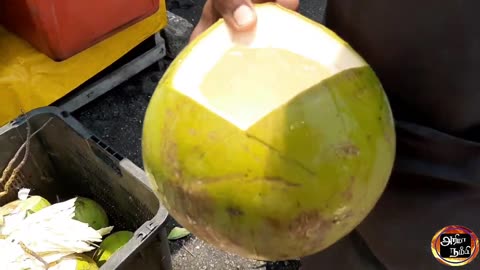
[{"xmin": 0, "ymin": 0, "xmax": 160, "ymax": 61}]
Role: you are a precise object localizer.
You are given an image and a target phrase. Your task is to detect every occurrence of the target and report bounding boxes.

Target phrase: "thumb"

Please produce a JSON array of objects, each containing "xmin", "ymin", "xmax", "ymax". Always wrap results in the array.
[{"xmin": 213, "ymin": 0, "xmax": 257, "ymax": 31}]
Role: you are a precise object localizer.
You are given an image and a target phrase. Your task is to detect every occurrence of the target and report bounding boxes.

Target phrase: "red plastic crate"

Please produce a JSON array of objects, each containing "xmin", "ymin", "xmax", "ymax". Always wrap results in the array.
[{"xmin": 0, "ymin": 0, "xmax": 160, "ymax": 61}]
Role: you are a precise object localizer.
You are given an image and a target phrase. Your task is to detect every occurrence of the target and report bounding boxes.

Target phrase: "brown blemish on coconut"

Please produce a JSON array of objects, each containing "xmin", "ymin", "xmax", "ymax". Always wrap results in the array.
[
  {"xmin": 190, "ymin": 174, "xmax": 300, "ymax": 188},
  {"xmin": 163, "ymin": 182, "xmax": 216, "ymax": 222},
  {"xmin": 266, "ymin": 217, "xmax": 284, "ymax": 231},
  {"xmin": 263, "ymin": 176, "xmax": 301, "ymax": 187},
  {"xmin": 288, "ymin": 210, "xmax": 332, "ymax": 253},
  {"xmin": 162, "ymin": 181, "xmax": 222, "ymax": 242},
  {"xmin": 165, "ymin": 179, "xmax": 263, "ymax": 258},
  {"xmin": 289, "ymin": 211, "xmax": 331, "ymax": 238},
  {"xmin": 332, "ymin": 208, "xmax": 353, "ymax": 225},
  {"xmin": 164, "ymin": 141, "xmax": 182, "ymax": 180},
  {"xmin": 335, "ymin": 143, "xmax": 360, "ymax": 157},
  {"xmin": 227, "ymin": 206, "xmax": 244, "ymax": 217},
  {"xmin": 384, "ymin": 127, "xmax": 395, "ymax": 146},
  {"xmin": 208, "ymin": 131, "xmax": 218, "ymax": 141},
  {"xmin": 342, "ymin": 176, "xmax": 356, "ymax": 201},
  {"xmin": 354, "ymin": 85, "xmax": 368, "ymax": 99},
  {"xmin": 166, "ymin": 181, "xmax": 250, "ymax": 257},
  {"xmin": 166, "ymin": 109, "xmax": 174, "ymax": 118},
  {"xmin": 193, "ymin": 174, "xmax": 244, "ymax": 185},
  {"xmin": 161, "ymin": 111, "xmax": 183, "ymax": 180}
]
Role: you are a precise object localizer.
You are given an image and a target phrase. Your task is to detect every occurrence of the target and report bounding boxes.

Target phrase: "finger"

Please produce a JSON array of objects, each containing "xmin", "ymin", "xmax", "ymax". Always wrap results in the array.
[
  {"xmin": 190, "ymin": 0, "xmax": 300, "ymax": 42},
  {"xmin": 190, "ymin": 0, "xmax": 220, "ymax": 42},
  {"xmin": 250, "ymin": 0, "xmax": 299, "ymax": 11},
  {"xmin": 275, "ymin": 0, "xmax": 300, "ymax": 11},
  {"xmin": 214, "ymin": 0, "xmax": 299, "ymax": 31},
  {"xmin": 213, "ymin": 0, "xmax": 257, "ymax": 31}
]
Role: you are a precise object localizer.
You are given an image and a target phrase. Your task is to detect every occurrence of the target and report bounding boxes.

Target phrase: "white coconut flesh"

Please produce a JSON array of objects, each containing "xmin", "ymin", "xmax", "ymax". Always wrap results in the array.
[{"xmin": 172, "ymin": 4, "xmax": 367, "ymax": 130}]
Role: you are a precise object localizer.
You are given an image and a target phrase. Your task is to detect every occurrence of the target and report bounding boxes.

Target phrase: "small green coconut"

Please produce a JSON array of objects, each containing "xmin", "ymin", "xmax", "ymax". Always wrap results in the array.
[
  {"xmin": 73, "ymin": 197, "xmax": 109, "ymax": 230},
  {"xmin": 93, "ymin": 231, "xmax": 133, "ymax": 266},
  {"xmin": 0, "ymin": 195, "xmax": 51, "ymax": 216}
]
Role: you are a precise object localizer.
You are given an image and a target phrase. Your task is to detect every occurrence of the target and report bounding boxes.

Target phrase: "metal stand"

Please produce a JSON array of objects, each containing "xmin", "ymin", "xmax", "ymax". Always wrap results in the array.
[
  {"xmin": 58, "ymin": 11, "xmax": 193, "ymax": 113},
  {"xmin": 58, "ymin": 33, "xmax": 166, "ymax": 113}
]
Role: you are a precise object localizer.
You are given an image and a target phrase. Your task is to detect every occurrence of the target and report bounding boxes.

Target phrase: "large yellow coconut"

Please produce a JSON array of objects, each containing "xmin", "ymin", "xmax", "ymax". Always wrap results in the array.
[{"xmin": 142, "ymin": 3, "xmax": 396, "ymax": 260}]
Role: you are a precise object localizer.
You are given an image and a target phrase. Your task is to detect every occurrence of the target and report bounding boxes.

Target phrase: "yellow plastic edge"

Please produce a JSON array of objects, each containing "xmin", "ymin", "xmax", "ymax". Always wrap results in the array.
[{"xmin": 0, "ymin": 0, "xmax": 168, "ymax": 126}]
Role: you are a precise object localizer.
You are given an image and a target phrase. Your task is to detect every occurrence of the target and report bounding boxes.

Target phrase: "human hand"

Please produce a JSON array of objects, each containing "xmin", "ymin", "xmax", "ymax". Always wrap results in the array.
[{"xmin": 190, "ymin": 0, "xmax": 299, "ymax": 41}]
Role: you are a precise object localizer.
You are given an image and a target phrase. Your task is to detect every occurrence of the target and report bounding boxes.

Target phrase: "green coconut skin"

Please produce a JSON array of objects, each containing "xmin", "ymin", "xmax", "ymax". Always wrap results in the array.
[
  {"xmin": 0, "ymin": 195, "xmax": 51, "ymax": 216},
  {"xmin": 75, "ymin": 255, "xmax": 99, "ymax": 270},
  {"xmin": 20, "ymin": 196, "xmax": 51, "ymax": 214},
  {"xmin": 93, "ymin": 231, "xmax": 133, "ymax": 266},
  {"xmin": 142, "ymin": 4, "xmax": 396, "ymax": 261},
  {"xmin": 54, "ymin": 254, "xmax": 99, "ymax": 270},
  {"xmin": 73, "ymin": 197, "xmax": 109, "ymax": 230}
]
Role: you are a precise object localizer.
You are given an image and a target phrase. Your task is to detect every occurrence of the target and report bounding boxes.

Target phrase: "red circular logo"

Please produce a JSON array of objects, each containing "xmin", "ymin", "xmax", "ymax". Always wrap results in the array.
[{"xmin": 431, "ymin": 225, "xmax": 479, "ymax": 267}]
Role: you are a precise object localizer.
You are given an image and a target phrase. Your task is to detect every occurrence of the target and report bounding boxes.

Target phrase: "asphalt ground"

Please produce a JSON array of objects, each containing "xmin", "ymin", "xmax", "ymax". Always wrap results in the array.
[{"xmin": 74, "ymin": 1, "xmax": 326, "ymax": 269}]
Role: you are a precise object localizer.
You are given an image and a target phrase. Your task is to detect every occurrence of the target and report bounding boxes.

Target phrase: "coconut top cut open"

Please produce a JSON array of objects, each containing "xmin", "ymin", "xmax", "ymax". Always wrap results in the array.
[{"xmin": 172, "ymin": 3, "xmax": 368, "ymax": 130}]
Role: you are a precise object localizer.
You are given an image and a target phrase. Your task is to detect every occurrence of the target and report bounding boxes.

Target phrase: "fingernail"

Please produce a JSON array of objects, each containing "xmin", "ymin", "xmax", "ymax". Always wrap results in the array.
[{"xmin": 233, "ymin": 5, "xmax": 255, "ymax": 27}]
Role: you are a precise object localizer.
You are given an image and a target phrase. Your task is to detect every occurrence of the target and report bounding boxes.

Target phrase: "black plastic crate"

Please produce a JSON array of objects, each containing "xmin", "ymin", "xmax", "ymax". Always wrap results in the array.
[{"xmin": 0, "ymin": 106, "xmax": 172, "ymax": 270}]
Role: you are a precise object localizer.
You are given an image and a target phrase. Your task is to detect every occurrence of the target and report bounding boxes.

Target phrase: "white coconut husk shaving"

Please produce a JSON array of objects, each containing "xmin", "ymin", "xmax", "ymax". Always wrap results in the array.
[{"xmin": 0, "ymin": 192, "xmax": 114, "ymax": 269}]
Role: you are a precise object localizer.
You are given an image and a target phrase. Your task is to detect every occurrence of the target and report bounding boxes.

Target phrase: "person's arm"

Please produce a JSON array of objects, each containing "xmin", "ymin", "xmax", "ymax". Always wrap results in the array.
[{"xmin": 190, "ymin": 0, "xmax": 299, "ymax": 41}]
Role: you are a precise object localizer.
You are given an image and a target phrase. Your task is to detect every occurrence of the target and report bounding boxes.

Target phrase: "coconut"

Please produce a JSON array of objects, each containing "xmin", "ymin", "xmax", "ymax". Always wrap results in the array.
[
  {"xmin": 142, "ymin": 3, "xmax": 396, "ymax": 260},
  {"xmin": 0, "ymin": 195, "xmax": 51, "ymax": 216},
  {"xmin": 0, "ymin": 195, "xmax": 51, "ymax": 232},
  {"xmin": 73, "ymin": 197, "xmax": 109, "ymax": 230},
  {"xmin": 93, "ymin": 231, "xmax": 133, "ymax": 266},
  {"xmin": 50, "ymin": 254, "xmax": 98, "ymax": 270}
]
